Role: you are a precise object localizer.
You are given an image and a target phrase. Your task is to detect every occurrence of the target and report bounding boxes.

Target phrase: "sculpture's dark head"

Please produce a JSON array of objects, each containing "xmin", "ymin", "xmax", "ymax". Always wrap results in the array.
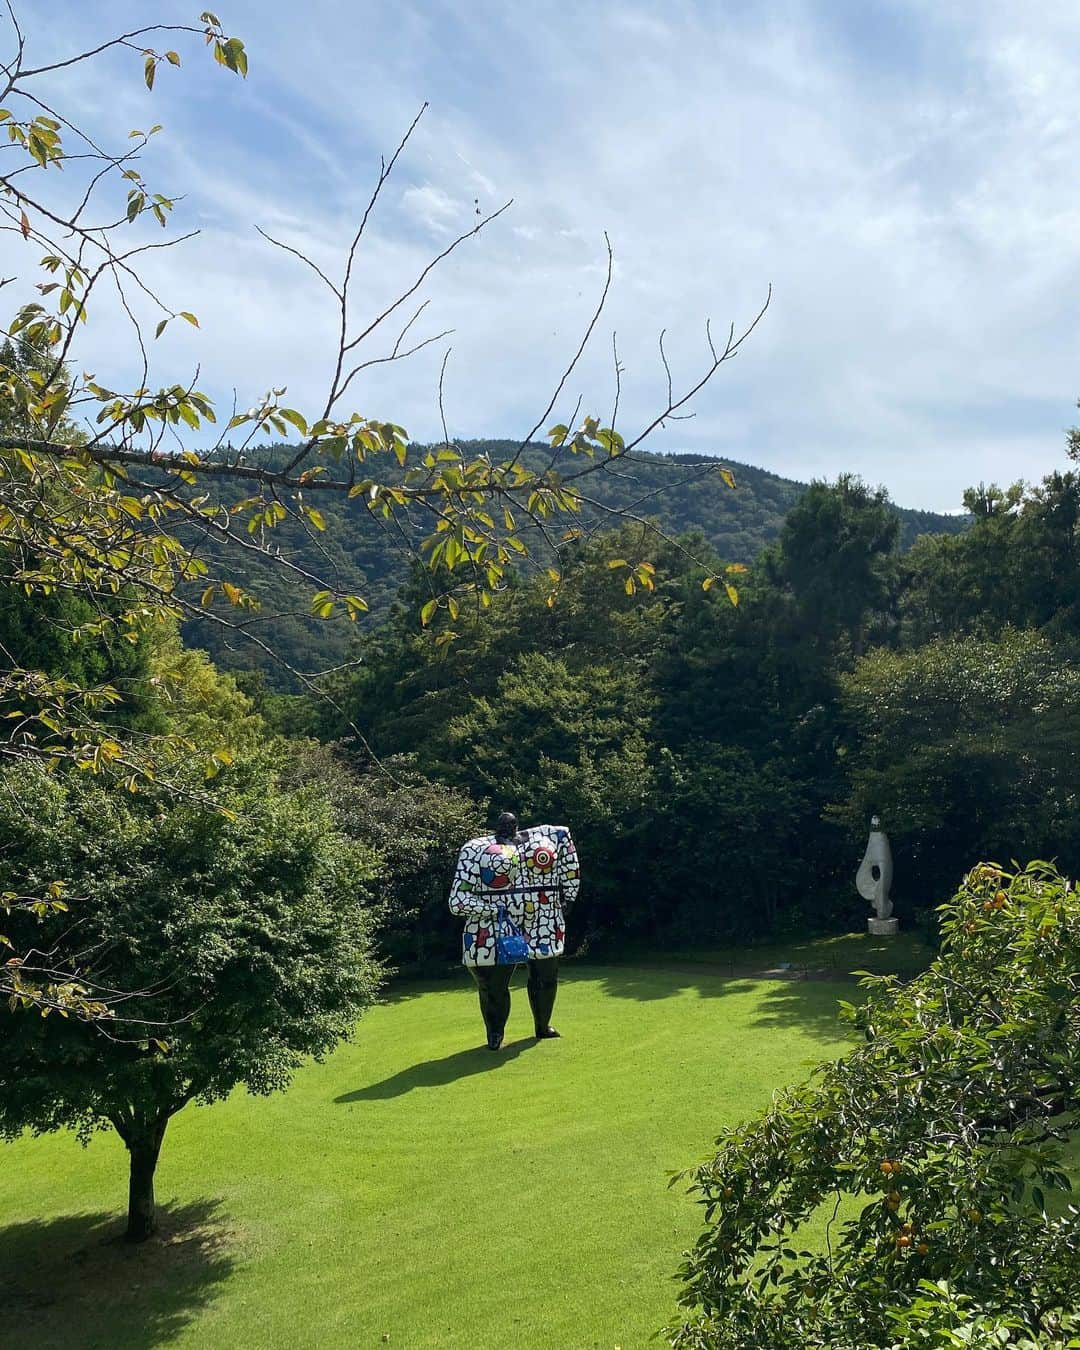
[{"xmin": 494, "ymin": 811, "xmax": 519, "ymax": 843}]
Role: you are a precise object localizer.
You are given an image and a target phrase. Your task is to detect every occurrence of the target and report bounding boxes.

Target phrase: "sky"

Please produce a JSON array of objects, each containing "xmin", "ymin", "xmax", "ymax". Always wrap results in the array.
[{"xmin": 7, "ymin": 1, "xmax": 1080, "ymax": 511}]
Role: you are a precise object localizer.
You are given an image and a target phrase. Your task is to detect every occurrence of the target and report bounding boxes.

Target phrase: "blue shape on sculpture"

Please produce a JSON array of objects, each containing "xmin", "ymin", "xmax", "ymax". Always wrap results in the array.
[
  {"xmin": 538, "ymin": 942, "xmax": 550, "ymax": 955},
  {"xmin": 480, "ymin": 867, "xmax": 496, "ymax": 885},
  {"xmin": 463, "ymin": 932, "xmax": 475, "ymax": 950}
]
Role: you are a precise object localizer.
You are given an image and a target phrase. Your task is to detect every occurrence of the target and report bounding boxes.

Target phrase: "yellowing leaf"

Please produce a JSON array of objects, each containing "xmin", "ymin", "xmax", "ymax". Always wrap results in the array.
[
  {"xmin": 720, "ymin": 468, "xmax": 736, "ymax": 490},
  {"xmin": 725, "ymin": 562, "xmax": 749, "ymax": 574},
  {"xmin": 420, "ymin": 599, "xmax": 438, "ymax": 627},
  {"xmin": 724, "ymin": 581, "xmax": 740, "ymax": 607}
]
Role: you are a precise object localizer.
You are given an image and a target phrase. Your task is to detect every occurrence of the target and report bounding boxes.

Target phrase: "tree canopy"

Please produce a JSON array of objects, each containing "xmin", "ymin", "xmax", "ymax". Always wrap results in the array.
[{"xmin": 0, "ymin": 754, "xmax": 383, "ymax": 1240}]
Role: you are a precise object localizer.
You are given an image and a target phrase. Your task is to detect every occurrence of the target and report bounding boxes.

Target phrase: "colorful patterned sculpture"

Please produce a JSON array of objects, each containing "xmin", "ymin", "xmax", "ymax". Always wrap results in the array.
[{"xmin": 450, "ymin": 815, "xmax": 580, "ymax": 1049}]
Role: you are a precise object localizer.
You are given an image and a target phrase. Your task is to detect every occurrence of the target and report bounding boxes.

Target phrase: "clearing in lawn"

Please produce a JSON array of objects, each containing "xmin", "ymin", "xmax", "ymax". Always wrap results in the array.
[{"xmin": 2, "ymin": 954, "xmax": 883, "ymax": 1349}]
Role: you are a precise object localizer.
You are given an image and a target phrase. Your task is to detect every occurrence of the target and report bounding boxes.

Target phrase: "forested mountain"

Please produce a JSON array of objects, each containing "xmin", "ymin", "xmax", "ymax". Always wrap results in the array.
[{"xmin": 181, "ymin": 440, "xmax": 968, "ymax": 681}]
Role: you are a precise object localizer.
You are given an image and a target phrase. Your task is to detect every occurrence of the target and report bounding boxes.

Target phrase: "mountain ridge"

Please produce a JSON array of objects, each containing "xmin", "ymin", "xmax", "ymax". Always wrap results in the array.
[{"xmin": 181, "ymin": 440, "xmax": 969, "ymax": 682}]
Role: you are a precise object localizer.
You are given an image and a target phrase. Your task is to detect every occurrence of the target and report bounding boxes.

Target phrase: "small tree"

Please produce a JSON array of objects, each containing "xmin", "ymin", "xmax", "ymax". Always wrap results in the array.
[
  {"xmin": 668, "ymin": 861, "xmax": 1080, "ymax": 1348},
  {"xmin": 0, "ymin": 757, "xmax": 382, "ymax": 1240}
]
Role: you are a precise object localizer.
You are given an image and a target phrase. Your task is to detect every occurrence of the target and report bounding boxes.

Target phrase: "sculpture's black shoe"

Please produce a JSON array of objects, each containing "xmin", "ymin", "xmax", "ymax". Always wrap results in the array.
[
  {"xmin": 534, "ymin": 1026, "xmax": 561, "ymax": 1039},
  {"xmin": 486, "ymin": 1033, "xmax": 504, "ymax": 1051}
]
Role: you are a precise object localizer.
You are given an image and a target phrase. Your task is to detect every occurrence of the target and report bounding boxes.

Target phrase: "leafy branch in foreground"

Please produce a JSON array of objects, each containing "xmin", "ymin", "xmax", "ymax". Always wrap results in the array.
[
  {"xmin": 0, "ymin": 5, "xmax": 766, "ymax": 1016},
  {"xmin": 669, "ymin": 861, "xmax": 1079, "ymax": 1349}
]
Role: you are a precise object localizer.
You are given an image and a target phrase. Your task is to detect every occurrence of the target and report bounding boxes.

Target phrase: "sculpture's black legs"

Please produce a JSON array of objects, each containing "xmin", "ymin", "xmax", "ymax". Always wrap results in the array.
[
  {"xmin": 470, "ymin": 964, "xmax": 515, "ymax": 1049},
  {"xmin": 527, "ymin": 957, "xmax": 560, "ymax": 1037}
]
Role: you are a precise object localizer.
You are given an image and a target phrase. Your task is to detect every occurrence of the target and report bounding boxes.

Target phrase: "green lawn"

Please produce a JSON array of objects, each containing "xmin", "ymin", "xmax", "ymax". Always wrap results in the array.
[{"xmin": 3, "ymin": 963, "xmax": 864, "ymax": 1349}]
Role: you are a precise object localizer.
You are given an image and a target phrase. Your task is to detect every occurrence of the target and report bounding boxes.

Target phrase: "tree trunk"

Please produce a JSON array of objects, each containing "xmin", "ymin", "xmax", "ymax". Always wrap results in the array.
[{"xmin": 124, "ymin": 1115, "xmax": 169, "ymax": 1243}]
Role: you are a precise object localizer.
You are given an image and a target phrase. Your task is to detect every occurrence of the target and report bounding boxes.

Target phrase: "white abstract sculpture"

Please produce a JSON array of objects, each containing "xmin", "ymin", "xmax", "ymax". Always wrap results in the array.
[{"xmin": 857, "ymin": 815, "xmax": 898, "ymax": 935}]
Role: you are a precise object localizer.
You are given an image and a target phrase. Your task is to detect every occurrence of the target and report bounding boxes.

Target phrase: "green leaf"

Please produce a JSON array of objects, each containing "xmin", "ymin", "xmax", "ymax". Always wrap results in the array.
[
  {"xmin": 420, "ymin": 599, "xmax": 438, "ymax": 627},
  {"xmin": 279, "ymin": 407, "xmax": 307, "ymax": 435}
]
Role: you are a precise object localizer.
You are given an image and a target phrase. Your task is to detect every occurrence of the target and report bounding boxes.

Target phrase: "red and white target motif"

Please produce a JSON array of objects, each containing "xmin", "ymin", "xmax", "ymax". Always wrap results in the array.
[
  {"xmin": 448, "ymin": 823, "xmax": 580, "ymax": 967},
  {"xmin": 528, "ymin": 839, "xmax": 557, "ymax": 873}
]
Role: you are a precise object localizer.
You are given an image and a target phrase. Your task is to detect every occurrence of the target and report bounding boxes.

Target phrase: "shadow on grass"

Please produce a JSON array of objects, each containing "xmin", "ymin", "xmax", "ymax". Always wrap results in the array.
[
  {"xmin": 746, "ymin": 978, "xmax": 866, "ymax": 1044},
  {"xmin": 336, "ymin": 1037, "xmax": 536, "ymax": 1101},
  {"xmin": 566, "ymin": 966, "xmax": 861, "ymax": 1045},
  {"xmin": 0, "ymin": 1198, "xmax": 237, "ymax": 1350}
]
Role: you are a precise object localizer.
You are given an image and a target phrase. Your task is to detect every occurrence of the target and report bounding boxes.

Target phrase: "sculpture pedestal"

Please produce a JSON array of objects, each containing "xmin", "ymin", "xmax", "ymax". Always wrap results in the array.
[{"xmin": 868, "ymin": 917, "xmax": 899, "ymax": 936}]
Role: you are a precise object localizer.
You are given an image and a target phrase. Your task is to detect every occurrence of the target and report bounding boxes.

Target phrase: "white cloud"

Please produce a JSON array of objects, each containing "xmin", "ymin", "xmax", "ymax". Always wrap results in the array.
[
  {"xmin": 5, "ymin": 0, "xmax": 1080, "ymax": 510},
  {"xmin": 401, "ymin": 183, "xmax": 469, "ymax": 234}
]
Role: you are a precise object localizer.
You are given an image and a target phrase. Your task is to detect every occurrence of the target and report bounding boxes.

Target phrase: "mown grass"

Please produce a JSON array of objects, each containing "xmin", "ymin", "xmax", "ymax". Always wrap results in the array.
[{"xmin": 3, "ymin": 963, "xmax": 869, "ymax": 1349}]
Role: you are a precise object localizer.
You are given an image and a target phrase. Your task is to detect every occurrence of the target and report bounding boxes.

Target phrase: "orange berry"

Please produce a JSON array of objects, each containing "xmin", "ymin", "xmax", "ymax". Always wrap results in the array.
[
  {"xmin": 916, "ymin": 1242, "xmax": 929, "ymax": 1255},
  {"xmin": 896, "ymin": 1235, "xmax": 912, "ymax": 1248}
]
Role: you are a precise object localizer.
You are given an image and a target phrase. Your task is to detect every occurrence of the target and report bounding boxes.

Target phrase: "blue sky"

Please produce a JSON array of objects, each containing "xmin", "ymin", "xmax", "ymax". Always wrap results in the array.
[{"xmin": 10, "ymin": 1, "xmax": 1080, "ymax": 510}]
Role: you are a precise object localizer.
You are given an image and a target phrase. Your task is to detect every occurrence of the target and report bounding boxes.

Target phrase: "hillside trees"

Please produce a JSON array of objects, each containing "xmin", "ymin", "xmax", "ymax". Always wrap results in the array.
[
  {"xmin": 669, "ymin": 861, "xmax": 1080, "ymax": 1349},
  {"xmin": 901, "ymin": 472, "xmax": 1080, "ymax": 645},
  {"xmin": 329, "ymin": 481, "xmax": 910, "ymax": 948}
]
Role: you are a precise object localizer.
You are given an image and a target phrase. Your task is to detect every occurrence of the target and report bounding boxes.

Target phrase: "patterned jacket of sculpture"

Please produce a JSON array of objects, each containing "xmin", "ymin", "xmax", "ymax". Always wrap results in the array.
[{"xmin": 448, "ymin": 825, "xmax": 581, "ymax": 967}]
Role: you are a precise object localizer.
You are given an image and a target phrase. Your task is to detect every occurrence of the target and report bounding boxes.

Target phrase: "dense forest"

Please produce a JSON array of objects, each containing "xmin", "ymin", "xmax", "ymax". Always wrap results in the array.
[
  {"xmin": 179, "ymin": 441, "xmax": 969, "ymax": 684},
  {"xmin": 196, "ymin": 452, "xmax": 1078, "ymax": 970}
]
